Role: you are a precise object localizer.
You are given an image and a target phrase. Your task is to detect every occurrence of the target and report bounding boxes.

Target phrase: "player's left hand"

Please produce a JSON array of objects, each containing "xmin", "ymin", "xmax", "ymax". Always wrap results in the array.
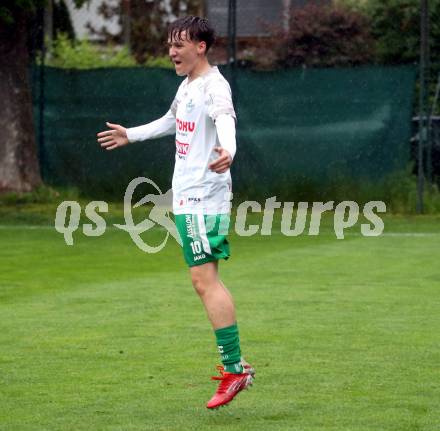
[{"xmin": 209, "ymin": 148, "xmax": 232, "ymax": 174}]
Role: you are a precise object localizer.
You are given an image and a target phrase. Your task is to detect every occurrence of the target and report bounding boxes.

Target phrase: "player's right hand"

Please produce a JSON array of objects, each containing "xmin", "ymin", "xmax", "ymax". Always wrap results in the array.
[{"xmin": 97, "ymin": 122, "xmax": 129, "ymax": 150}]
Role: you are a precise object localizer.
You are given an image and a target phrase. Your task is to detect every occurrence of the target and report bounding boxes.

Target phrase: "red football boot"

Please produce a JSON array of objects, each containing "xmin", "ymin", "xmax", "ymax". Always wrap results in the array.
[{"xmin": 206, "ymin": 365, "xmax": 254, "ymax": 409}]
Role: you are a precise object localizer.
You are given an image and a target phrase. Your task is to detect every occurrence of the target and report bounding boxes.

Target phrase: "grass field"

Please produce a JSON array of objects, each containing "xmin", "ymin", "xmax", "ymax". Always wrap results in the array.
[{"xmin": 0, "ymin": 207, "xmax": 439, "ymax": 430}]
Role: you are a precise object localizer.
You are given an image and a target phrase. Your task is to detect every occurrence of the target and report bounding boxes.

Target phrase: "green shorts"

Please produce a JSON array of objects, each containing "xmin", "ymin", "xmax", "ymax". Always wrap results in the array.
[{"xmin": 174, "ymin": 214, "xmax": 230, "ymax": 267}]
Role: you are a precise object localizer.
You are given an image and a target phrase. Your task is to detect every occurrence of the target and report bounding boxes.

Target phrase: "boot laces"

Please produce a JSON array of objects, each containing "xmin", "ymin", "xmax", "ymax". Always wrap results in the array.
[{"xmin": 211, "ymin": 365, "xmax": 226, "ymax": 381}]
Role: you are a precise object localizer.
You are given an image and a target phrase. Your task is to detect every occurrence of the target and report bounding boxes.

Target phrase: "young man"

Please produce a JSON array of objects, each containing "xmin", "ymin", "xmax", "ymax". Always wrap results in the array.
[{"xmin": 97, "ymin": 16, "xmax": 254, "ymax": 409}]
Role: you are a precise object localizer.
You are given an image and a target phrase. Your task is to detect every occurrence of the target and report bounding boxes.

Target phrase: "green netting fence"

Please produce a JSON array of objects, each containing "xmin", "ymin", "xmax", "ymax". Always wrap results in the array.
[{"xmin": 32, "ymin": 65, "xmax": 416, "ymax": 201}]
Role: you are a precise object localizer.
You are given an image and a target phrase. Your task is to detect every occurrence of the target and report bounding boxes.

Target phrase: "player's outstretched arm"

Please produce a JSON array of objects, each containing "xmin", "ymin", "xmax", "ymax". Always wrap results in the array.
[
  {"xmin": 97, "ymin": 122, "xmax": 129, "ymax": 150},
  {"xmin": 124, "ymin": 110, "xmax": 176, "ymax": 142}
]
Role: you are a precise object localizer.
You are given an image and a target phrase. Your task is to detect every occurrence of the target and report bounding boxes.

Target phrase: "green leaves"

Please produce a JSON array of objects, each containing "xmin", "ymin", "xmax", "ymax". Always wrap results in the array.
[
  {"xmin": 37, "ymin": 33, "xmax": 173, "ymax": 69},
  {"xmin": 40, "ymin": 33, "xmax": 138, "ymax": 69},
  {"xmin": 0, "ymin": 0, "xmax": 87, "ymax": 26},
  {"xmin": 275, "ymin": 4, "xmax": 375, "ymax": 68}
]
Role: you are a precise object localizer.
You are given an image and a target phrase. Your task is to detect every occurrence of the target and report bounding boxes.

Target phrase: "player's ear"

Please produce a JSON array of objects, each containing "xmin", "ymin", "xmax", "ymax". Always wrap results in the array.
[{"xmin": 198, "ymin": 41, "xmax": 207, "ymax": 55}]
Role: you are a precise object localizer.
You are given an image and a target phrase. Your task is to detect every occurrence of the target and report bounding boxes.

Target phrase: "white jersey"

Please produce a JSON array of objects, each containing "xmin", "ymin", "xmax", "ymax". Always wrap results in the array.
[
  {"xmin": 127, "ymin": 66, "xmax": 236, "ymax": 215},
  {"xmin": 171, "ymin": 66, "xmax": 236, "ymax": 214}
]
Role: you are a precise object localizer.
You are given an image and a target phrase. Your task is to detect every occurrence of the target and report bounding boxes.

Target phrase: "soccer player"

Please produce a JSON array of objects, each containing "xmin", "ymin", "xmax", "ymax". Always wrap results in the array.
[{"xmin": 97, "ymin": 16, "xmax": 254, "ymax": 409}]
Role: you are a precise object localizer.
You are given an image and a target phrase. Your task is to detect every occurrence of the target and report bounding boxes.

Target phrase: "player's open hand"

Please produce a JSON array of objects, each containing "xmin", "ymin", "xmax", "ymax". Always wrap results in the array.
[
  {"xmin": 97, "ymin": 122, "xmax": 129, "ymax": 150},
  {"xmin": 209, "ymin": 148, "xmax": 232, "ymax": 174}
]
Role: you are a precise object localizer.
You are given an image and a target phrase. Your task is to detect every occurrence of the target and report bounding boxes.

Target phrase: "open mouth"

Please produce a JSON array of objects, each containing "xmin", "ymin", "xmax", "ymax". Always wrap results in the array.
[{"xmin": 174, "ymin": 60, "xmax": 182, "ymax": 66}]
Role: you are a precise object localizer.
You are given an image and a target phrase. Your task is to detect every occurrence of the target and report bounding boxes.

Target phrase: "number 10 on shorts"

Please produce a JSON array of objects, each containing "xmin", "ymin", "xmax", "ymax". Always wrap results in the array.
[{"xmin": 190, "ymin": 240, "xmax": 202, "ymax": 255}]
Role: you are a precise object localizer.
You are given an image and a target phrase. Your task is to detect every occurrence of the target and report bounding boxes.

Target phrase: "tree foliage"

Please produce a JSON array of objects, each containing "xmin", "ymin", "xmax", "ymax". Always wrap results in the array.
[
  {"xmin": 41, "ymin": 33, "xmax": 137, "ymax": 68},
  {"xmin": 0, "ymin": 0, "xmax": 88, "ymax": 25},
  {"xmin": 268, "ymin": 0, "xmax": 440, "ymax": 70},
  {"xmin": 273, "ymin": 3, "xmax": 374, "ymax": 68},
  {"xmin": 0, "ymin": 1, "xmax": 44, "ymax": 25},
  {"xmin": 41, "ymin": 32, "xmax": 173, "ymax": 69},
  {"xmin": 87, "ymin": 0, "xmax": 202, "ymax": 63},
  {"xmin": 338, "ymin": 0, "xmax": 440, "ymax": 66},
  {"xmin": 53, "ymin": 0, "xmax": 76, "ymax": 40}
]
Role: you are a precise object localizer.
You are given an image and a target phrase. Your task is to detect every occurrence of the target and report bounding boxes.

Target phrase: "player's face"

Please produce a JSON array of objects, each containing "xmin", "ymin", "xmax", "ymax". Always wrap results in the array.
[{"xmin": 168, "ymin": 30, "xmax": 206, "ymax": 77}]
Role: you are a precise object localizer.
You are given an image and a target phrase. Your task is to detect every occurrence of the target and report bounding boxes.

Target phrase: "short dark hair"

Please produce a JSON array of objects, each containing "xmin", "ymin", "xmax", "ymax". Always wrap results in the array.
[{"xmin": 168, "ymin": 16, "xmax": 216, "ymax": 52}]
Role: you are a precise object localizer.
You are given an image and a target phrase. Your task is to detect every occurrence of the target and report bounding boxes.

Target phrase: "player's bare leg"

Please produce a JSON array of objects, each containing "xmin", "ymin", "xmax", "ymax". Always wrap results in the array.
[
  {"xmin": 190, "ymin": 261, "xmax": 254, "ymax": 409},
  {"xmin": 190, "ymin": 261, "xmax": 235, "ymax": 329}
]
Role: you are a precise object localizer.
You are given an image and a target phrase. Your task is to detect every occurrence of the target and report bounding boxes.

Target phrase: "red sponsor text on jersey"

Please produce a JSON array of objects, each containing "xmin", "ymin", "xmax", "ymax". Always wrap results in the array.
[
  {"xmin": 176, "ymin": 139, "xmax": 189, "ymax": 155},
  {"xmin": 176, "ymin": 118, "xmax": 195, "ymax": 132}
]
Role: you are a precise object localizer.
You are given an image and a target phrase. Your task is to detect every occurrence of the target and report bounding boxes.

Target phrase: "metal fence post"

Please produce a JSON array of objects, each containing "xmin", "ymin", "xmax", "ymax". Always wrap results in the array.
[{"xmin": 417, "ymin": 0, "xmax": 429, "ymax": 213}]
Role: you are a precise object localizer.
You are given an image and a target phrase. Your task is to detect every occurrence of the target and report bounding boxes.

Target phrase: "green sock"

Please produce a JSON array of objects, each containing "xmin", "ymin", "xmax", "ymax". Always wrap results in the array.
[{"xmin": 215, "ymin": 323, "xmax": 243, "ymax": 374}]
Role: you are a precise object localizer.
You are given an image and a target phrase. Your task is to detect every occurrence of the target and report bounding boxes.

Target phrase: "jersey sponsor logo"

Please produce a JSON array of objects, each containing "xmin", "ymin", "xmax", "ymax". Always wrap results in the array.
[
  {"xmin": 188, "ymin": 197, "xmax": 201, "ymax": 203},
  {"xmin": 185, "ymin": 214, "xmax": 195, "ymax": 239},
  {"xmin": 176, "ymin": 139, "xmax": 189, "ymax": 155},
  {"xmin": 176, "ymin": 118, "xmax": 195, "ymax": 132}
]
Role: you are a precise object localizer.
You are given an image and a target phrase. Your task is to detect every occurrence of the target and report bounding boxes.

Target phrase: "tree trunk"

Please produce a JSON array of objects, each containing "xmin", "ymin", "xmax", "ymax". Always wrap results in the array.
[{"xmin": 0, "ymin": 11, "xmax": 42, "ymax": 194}]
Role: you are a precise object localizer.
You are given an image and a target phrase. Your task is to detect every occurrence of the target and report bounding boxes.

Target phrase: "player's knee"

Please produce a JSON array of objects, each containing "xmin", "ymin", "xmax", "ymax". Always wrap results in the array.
[
  {"xmin": 190, "ymin": 262, "xmax": 219, "ymax": 296},
  {"xmin": 191, "ymin": 272, "xmax": 208, "ymax": 296},
  {"xmin": 191, "ymin": 270, "xmax": 217, "ymax": 297}
]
